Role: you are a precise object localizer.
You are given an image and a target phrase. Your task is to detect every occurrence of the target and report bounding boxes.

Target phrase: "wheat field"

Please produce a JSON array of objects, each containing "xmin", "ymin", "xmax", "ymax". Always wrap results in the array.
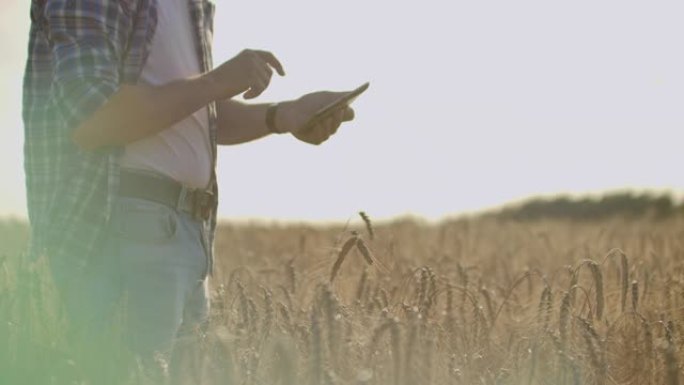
[{"xmin": 2, "ymin": 211, "xmax": 684, "ymax": 384}]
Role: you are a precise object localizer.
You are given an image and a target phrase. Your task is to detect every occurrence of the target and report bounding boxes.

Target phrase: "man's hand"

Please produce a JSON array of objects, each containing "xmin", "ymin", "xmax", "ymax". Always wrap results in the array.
[
  {"xmin": 277, "ymin": 91, "xmax": 356, "ymax": 145},
  {"xmin": 207, "ymin": 49, "xmax": 285, "ymax": 100}
]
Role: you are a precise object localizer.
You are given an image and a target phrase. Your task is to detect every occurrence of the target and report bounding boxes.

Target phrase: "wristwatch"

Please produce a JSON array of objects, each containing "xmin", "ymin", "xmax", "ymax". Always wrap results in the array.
[{"xmin": 266, "ymin": 103, "xmax": 282, "ymax": 134}]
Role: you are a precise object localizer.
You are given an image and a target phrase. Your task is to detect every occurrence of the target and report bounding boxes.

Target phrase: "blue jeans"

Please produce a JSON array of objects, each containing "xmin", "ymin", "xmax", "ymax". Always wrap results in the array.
[{"xmin": 49, "ymin": 194, "xmax": 211, "ymax": 361}]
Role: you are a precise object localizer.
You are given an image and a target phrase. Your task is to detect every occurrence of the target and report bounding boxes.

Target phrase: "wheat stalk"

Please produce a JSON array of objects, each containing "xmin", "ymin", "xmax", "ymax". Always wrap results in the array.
[
  {"xmin": 330, "ymin": 235, "xmax": 358, "ymax": 283},
  {"xmin": 322, "ymin": 287, "xmax": 340, "ymax": 369},
  {"xmin": 588, "ymin": 262, "xmax": 604, "ymax": 320},
  {"xmin": 538, "ymin": 285, "xmax": 553, "ymax": 331},
  {"xmin": 368, "ymin": 318, "xmax": 401, "ymax": 385},
  {"xmin": 237, "ymin": 282, "xmax": 249, "ymax": 329},
  {"xmin": 403, "ymin": 313, "xmax": 419, "ymax": 385},
  {"xmin": 310, "ymin": 309, "xmax": 323, "ymax": 385},
  {"xmin": 247, "ymin": 298, "xmax": 259, "ymax": 342},
  {"xmin": 355, "ymin": 269, "xmax": 368, "ymax": 306},
  {"xmin": 278, "ymin": 302, "xmax": 294, "ymax": 335},
  {"xmin": 631, "ymin": 280, "xmax": 639, "ymax": 313},
  {"xmin": 445, "ymin": 283, "xmax": 454, "ymax": 320},
  {"xmin": 262, "ymin": 287, "xmax": 274, "ymax": 340},
  {"xmin": 619, "ymin": 250, "xmax": 629, "ymax": 314},
  {"xmin": 356, "ymin": 238, "xmax": 374, "ymax": 266},
  {"xmin": 576, "ymin": 317, "xmax": 605, "ymax": 378},
  {"xmin": 603, "ymin": 248, "xmax": 629, "ymax": 313},
  {"xmin": 567, "ymin": 267, "xmax": 579, "ymax": 307},
  {"xmin": 287, "ymin": 258, "xmax": 297, "ymax": 294},
  {"xmin": 663, "ymin": 320, "xmax": 679, "ymax": 385},
  {"xmin": 418, "ymin": 267, "xmax": 429, "ymax": 315},
  {"xmin": 359, "ymin": 211, "xmax": 375, "ymax": 241},
  {"xmin": 559, "ymin": 290, "xmax": 572, "ymax": 349},
  {"xmin": 640, "ymin": 316, "xmax": 655, "ymax": 382},
  {"xmin": 480, "ymin": 288, "xmax": 495, "ymax": 326}
]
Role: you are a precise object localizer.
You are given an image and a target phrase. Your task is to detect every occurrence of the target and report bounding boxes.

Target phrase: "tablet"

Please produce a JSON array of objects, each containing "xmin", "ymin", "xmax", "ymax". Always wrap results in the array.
[{"xmin": 303, "ymin": 82, "xmax": 370, "ymax": 130}]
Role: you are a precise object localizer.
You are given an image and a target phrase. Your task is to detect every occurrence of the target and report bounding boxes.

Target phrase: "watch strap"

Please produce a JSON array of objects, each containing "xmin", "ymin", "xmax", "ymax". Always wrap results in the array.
[{"xmin": 266, "ymin": 103, "xmax": 281, "ymax": 134}]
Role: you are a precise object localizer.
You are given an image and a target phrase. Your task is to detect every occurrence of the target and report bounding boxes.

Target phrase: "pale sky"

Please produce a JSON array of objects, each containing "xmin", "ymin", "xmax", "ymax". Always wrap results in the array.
[{"xmin": 1, "ymin": 0, "xmax": 683, "ymax": 222}]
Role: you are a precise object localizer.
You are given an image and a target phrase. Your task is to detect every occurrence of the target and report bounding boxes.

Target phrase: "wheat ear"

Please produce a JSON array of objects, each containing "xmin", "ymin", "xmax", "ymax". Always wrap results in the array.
[{"xmin": 330, "ymin": 235, "xmax": 358, "ymax": 283}]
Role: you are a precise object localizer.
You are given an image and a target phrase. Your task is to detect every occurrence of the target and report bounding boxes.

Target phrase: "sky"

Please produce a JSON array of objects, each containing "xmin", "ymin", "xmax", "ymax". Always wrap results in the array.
[{"xmin": 1, "ymin": 0, "xmax": 683, "ymax": 222}]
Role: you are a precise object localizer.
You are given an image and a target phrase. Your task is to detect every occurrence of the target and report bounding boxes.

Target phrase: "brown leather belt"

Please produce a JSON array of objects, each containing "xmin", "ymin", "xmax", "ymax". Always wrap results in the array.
[{"xmin": 119, "ymin": 169, "xmax": 215, "ymax": 221}]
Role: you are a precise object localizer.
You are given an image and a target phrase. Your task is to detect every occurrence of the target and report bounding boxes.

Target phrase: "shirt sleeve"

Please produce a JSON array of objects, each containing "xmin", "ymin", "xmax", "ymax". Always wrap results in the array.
[{"xmin": 45, "ymin": 0, "xmax": 135, "ymax": 132}]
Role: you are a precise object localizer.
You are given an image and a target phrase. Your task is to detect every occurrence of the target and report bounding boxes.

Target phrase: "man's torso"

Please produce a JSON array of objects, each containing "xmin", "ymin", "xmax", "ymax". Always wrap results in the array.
[
  {"xmin": 23, "ymin": 0, "xmax": 218, "ymax": 262},
  {"xmin": 119, "ymin": 0, "xmax": 212, "ymax": 189}
]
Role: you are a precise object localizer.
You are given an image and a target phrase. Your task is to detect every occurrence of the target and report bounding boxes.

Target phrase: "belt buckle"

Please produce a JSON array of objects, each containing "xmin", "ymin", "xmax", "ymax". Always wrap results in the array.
[{"xmin": 191, "ymin": 190, "xmax": 214, "ymax": 221}]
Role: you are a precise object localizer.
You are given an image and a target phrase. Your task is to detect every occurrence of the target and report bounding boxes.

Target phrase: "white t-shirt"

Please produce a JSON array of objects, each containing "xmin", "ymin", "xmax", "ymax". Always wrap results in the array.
[{"xmin": 119, "ymin": 0, "xmax": 212, "ymax": 189}]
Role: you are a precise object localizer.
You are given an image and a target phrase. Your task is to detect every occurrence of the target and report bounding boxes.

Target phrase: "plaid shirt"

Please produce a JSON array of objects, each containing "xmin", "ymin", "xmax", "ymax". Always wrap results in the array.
[{"xmin": 23, "ymin": 0, "xmax": 218, "ymax": 267}]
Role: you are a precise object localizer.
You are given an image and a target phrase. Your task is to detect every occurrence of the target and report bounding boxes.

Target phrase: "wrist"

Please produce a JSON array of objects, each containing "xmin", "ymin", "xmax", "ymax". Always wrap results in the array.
[
  {"xmin": 200, "ymin": 71, "xmax": 238, "ymax": 102},
  {"xmin": 274, "ymin": 100, "xmax": 296, "ymax": 134},
  {"xmin": 266, "ymin": 100, "xmax": 296, "ymax": 134},
  {"xmin": 199, "ymin": 72, "xmax": 220, "ymax": 102}
]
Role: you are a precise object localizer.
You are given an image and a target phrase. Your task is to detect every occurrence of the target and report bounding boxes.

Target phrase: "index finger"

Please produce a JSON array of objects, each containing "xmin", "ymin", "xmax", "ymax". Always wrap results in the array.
[{"xmin": 257, "ymin": 51, "xmax": 286, "ymax": 76}]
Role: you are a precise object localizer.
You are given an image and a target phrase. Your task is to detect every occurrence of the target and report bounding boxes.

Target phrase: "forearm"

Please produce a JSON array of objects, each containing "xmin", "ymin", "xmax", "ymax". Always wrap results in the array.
[
  {"xmin": 71, "ymin": 74, "xmax": 220, "ymax": 151},
  {"xmin": 217, "ymin": 99, "xmax": 292, "ymax": 145}
]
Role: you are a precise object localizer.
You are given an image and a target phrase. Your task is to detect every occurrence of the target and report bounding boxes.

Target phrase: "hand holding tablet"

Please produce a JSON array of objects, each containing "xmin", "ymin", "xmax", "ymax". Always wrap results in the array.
[{"xmin": 301, "ymin": 82, "xmax": 369, "ymax": 132}]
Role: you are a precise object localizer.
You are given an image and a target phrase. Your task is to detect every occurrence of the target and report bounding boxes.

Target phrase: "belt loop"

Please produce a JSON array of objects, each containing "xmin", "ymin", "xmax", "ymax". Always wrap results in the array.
[{"xmin": 176, "ymin": 185, "xmax": 188, "ymax": 212}]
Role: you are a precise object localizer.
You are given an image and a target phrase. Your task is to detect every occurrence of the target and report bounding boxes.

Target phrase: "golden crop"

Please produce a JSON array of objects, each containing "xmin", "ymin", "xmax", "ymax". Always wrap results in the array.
[{"xmin": 2, "ymin": 213, "xmax": 684, "ymax": 384}]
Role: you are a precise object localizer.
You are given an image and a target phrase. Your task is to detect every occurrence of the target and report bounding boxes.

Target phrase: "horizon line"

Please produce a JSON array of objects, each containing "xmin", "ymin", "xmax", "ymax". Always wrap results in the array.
[{"xmin": 1, "ymin": 187, "xmax": 681, "ymax": 225}]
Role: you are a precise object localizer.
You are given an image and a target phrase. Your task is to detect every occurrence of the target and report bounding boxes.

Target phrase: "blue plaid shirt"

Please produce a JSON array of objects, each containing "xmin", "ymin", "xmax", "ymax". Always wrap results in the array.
[{"xmin": 23, "ymin": 0, "xmax": 218, "ymax": 267}]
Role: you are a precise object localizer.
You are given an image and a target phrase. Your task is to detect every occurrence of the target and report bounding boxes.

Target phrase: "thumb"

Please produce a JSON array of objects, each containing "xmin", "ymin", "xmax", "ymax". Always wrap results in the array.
[{"xmin": 343, "ymin": 107, "xmax": 355, "ymax": 122}]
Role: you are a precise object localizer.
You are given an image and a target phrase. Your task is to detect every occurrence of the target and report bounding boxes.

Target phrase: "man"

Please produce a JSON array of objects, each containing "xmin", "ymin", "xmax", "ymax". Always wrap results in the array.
[{"xmin": 23, "ymin": 0, "xmax": 355, "ymax": 373}]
